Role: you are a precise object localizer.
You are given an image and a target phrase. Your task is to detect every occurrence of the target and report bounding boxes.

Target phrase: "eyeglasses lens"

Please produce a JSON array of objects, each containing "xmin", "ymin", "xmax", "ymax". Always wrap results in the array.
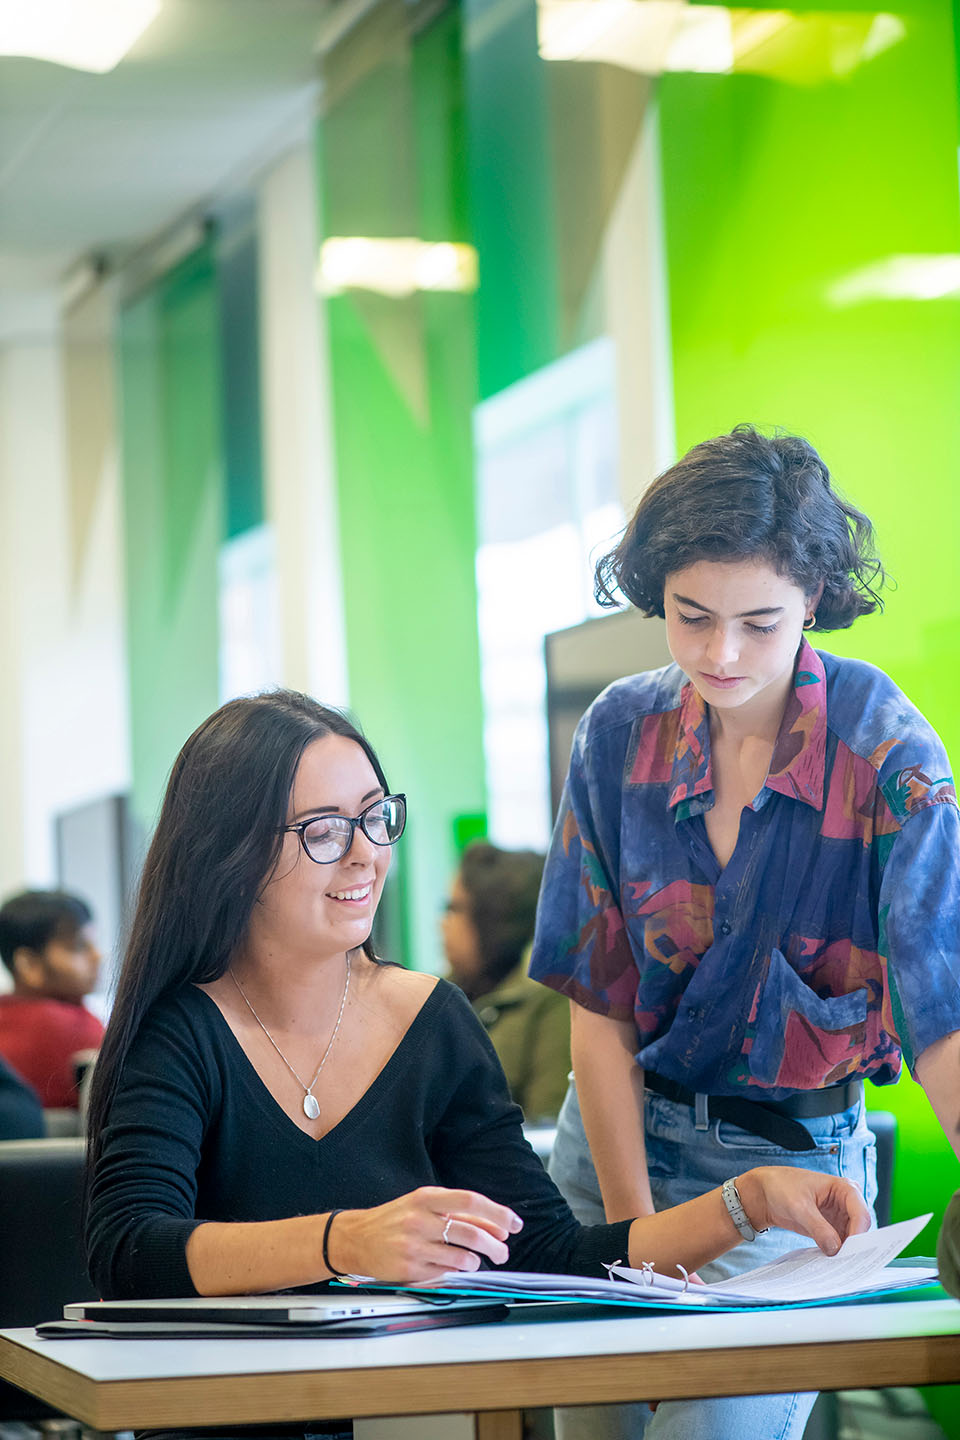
[
  {"xmin": 362, "ymin": 797, "xmax": 405, "ymax": 846},
  {"xmin": 301, "ymin": 797, "xmax": 406, "ymax": 863},
  {"xmin": 301, "ymin": 817, "xmax": 350, "ymax": 863}
]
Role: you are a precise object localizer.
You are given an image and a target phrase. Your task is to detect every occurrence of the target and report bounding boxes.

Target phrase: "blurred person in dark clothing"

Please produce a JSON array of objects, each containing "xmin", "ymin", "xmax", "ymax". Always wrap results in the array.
[
  {"xmin": 443, "ymin": 840, "xmax": 569, "ymax": 1121},
  {"xmin": 0, "ymin": 1052, "xmax": 44, "ymax": 1138},
  {"xmin": 938, "ymin": 1194, "xmax": 960, "ymax": 1298}
]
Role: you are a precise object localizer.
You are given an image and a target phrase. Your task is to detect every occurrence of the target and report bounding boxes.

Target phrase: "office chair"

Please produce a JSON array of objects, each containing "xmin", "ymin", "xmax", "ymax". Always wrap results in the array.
[{"xmin": 0, "ymin": 1136, "xmax": 96, "ymax": 1423}]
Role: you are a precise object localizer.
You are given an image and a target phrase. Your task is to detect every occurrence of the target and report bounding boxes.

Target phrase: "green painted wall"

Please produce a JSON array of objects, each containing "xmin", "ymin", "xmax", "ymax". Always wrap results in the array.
[
  {"xmin": 216, "ymin": 200, "xmax": 265, "ymax": 539},
  {"xmin": 464, "ymin": 0, "xmax": 653, "ymax": 397},
  {"xmin": 463, "ymin": 0, "xmax": 559, "ymax": 399},
  {"xmin": 659, "ymin": 4, "xmax": 960, "ymax": 1425},
  {"xmin": 661, "ymin": 3, "xmax": 960, "ymax": 761},
  {"xmin": 118, "ymin": 243, "xmax": 224, "ymax": 835},
  {"xmin": 316, "ymin": 6, "xmax": 486, "ymax": 972}
]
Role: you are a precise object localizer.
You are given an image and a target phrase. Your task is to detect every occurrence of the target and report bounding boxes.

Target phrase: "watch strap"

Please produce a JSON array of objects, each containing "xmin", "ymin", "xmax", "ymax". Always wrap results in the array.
[{"xmin": 721, "ymin": 1177, "xmax": 768, "ymax": 1242}]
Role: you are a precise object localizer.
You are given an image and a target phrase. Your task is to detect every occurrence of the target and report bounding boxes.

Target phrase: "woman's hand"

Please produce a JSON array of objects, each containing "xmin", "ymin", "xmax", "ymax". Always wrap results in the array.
[
  {"xmin": 737, "ymin": 1167, "xmax": 871, "ymax": 1256},
  {"xmin": 326, "ymin": 1186, "xmax": 524, "ymax": 1284}
]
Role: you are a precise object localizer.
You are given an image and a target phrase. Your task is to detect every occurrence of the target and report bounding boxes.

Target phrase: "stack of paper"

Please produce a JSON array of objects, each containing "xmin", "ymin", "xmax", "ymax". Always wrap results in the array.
[{"xmin": 412, "ymin": 1215, "xmax": 936, "ymax": 1310}]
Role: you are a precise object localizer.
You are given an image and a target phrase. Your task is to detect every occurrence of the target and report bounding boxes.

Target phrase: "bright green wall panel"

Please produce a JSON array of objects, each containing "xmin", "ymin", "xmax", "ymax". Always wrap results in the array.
[
  {"xmin": 659, "ymin": 9, "xmax": 960, "ymax": 1421},
  {"xmin": 119, "ymin": 244, "xmax": 223, "ymax": 835},
  {"xmin": 464, "ymin": 0, "xmax": 559, "ymax": 399},
  {"xmin": 659, "ymin": 7, "xmax": 960, "ymax": 762},
  {"xmin": 317, "ymin": 9, "xmax": 486, "ymax": 973},
  {"xmin": 216, "ymin": 201, "xmax": 264, "ymax": 540}
]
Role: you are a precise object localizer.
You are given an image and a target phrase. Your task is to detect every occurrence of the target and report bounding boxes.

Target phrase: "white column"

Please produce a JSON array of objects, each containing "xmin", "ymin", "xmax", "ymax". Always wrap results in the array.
[
  {"xmin": 602, "ymin": 99, "xmax": 677, "ymax": 511},
  {"xmin": 257, "ymin": 143, "xmax": 350, "ymax": 707},
  {"xmin": 0, "ymin": 285, "xmax": 130, "ymax": 896}
]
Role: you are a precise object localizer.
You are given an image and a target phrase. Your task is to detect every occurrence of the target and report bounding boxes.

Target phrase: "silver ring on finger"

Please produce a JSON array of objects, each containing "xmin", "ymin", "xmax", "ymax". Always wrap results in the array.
[{"xmin": 441, "ymin": 1215, "xmax": 453, "ymax": 1245}]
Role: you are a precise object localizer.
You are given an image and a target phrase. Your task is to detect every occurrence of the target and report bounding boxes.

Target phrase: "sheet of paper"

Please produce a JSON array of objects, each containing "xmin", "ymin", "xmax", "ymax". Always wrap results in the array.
[
  {"xmin": 375, "ymin": 1213, "xmax": 936, "ymax": 1310},
  {"xmin": 600, "ymin": 1265, "xmax": 703, "ymax": 1295},
  {"xmin": 704, "ymin": 1213, "xmax": 934, "ymax": 1301},
  {"xmin": 425, "ymin": 1270, "xmax": 694, "ymax": 1301}
]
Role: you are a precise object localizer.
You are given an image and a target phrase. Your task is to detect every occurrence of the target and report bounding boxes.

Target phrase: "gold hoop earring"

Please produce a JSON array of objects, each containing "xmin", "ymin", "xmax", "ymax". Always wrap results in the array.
[{"xmin": 803, "ymin": 615, "xmax": 816, "ymax": 630}]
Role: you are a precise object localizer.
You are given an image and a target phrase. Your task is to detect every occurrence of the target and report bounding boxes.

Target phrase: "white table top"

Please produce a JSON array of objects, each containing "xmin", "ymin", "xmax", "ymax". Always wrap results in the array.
[
  {"xmin": 5, "ymin": 1298, "xmax": 960, "ymax": 1429},
  {"xmin": 5, "ymin": 1297, "xmax": 960, "ymax": 1383}
]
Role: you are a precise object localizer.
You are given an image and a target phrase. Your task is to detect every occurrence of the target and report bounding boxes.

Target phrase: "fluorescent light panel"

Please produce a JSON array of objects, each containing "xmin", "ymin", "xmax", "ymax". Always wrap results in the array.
[
  {"xmin": 0, "ymin": 0, "xmax": 161, "ymax": 74},
  {"xmin": 536, "ymin": 2, "xmax": 905, "ymax": 82},
  {"xmin": 828, "ymin": 255, "xmax": 960, "ymax": 306},
  {"xmin": 316, "ymin": 238, "xmax": 479, "ymax": 298},
  {"xmin": 538, "ymin": 0, "xmax": 685, "ymax": 70}
]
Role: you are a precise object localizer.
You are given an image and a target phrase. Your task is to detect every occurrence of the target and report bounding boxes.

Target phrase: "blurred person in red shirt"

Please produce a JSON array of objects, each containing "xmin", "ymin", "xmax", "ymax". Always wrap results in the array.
[{"xmin": 0, "ymin": 890, "xmax": 104, "ymax": 1109}]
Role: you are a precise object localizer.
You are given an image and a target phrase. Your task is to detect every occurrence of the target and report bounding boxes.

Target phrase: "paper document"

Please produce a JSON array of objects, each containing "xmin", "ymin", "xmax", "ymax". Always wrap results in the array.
[
  {"xmin": 415, "ymin": 1213, "xmax": 936, "ymax": 1310},
  {"xmin": 611, "ymin": 1213, "xmax": 935, "ymax": 1303}
]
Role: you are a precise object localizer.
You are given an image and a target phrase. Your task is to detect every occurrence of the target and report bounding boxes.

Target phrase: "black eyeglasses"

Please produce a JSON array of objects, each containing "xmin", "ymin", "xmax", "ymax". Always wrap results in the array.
[{"xmin": 282, "ymin": 794, "xmax": 407, "ymax": 864}]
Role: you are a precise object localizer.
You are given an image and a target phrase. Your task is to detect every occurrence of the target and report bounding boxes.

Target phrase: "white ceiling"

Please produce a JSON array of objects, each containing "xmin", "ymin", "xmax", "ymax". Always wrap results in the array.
[{"xmin": 0, "ymin": 0, "xmax": 341, "ymax": 295}]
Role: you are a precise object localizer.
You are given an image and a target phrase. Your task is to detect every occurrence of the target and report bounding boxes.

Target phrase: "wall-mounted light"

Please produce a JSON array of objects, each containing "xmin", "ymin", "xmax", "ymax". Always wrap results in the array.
[
  {"xmin": 315, "ymin": 238, "xmax": 479, "ymax": 298},
  {"xmin": 61, "ymin": 256, "xmax": 109, "ymax": 312},
  {"xmin": 0, "ymin": 0, "xmax": 161, "ymax": 73},
  {"xmin": 536, "ymin": 1, "xmax": 905, "ymax": 83},
  {"xmin": 828, "ymin": 255, "xmax": 960, "ymax": 306}
]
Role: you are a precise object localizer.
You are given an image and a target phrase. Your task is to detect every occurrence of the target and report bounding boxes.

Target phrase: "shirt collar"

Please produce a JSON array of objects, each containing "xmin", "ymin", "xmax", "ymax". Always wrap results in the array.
[
  {"xmin": 765, "ymin": 638, "xmax": 827, "ymax": 809},
  {"xmin": 668, "ymin": 638, "xmax": 827, "ymax": 813},
  {"xmin": 668, "ymin": 682, "xmax": 712, "ymax": 810}
]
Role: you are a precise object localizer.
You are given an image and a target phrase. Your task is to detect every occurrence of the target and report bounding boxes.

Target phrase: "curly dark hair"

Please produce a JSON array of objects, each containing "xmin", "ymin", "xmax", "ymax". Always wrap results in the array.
[
  {"xmin": 595, "ymin": 426, "xmax": 886, "ymax": 630},
  {"xmin": 459, "ymin": 840, "xmax": 545, "ymax": 995}
]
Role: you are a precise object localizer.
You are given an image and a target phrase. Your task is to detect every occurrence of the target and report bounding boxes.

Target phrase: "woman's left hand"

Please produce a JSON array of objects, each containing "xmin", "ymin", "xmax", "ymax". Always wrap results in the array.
[{"xmin": 736, "ymin": 1167, "xmax": 871, "ymax": 1255}]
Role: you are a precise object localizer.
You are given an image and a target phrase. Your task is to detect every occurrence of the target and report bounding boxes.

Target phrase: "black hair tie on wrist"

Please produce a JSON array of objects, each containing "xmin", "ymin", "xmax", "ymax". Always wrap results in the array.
[{"xmin": 323, "ymin": 1208, "xmax": 346, "ymax": 1278}]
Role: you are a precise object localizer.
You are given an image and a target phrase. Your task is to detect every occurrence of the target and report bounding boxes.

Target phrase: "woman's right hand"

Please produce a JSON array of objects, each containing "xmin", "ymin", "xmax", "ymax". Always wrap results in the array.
[
  {"xmin": 325, "ymin": 1186, "xmax": 524, "ymax": 1284},
  {"xmin": 737, "ymin": 1166, "xmax": 871, "ymax": 1255}
]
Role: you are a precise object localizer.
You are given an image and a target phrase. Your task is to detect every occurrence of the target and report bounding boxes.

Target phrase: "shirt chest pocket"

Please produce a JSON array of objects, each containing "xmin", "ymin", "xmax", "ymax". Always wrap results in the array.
[{"xmin": 748, "ymin": 947, "xmax": 868, "ymax": 1090}]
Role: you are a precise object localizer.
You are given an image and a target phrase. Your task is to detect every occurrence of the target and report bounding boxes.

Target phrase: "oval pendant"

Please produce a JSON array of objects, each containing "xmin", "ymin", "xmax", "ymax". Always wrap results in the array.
[{"xmin": 303, "ymin": 1093, "xmax": 320, "ymax": 1121}]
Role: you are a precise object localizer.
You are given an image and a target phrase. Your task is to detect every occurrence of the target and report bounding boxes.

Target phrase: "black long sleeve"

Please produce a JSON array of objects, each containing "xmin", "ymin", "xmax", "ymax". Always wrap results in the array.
[{"xmin": 87, "ymin": 979, "xmax": 631, "ymax": 1298}]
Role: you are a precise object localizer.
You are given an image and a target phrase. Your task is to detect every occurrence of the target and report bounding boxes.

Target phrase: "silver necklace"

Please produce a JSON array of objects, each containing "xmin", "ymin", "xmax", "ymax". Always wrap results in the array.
[{"xmin": 229, "ymin": 954, "xmax": 351, "ymax": 1121}]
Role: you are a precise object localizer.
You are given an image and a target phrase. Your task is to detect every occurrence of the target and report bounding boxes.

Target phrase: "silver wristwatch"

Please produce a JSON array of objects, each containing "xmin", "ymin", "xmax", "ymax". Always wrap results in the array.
[{"xmin": 721, "ymin": 1177, "xmax": 768, "ymax": 1242}]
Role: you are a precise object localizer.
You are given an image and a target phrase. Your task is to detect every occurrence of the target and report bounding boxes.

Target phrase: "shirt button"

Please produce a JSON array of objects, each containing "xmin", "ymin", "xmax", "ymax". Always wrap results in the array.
[{"xmin": 718, "ymin": 920, "xmax": 732, "ymax": 936}]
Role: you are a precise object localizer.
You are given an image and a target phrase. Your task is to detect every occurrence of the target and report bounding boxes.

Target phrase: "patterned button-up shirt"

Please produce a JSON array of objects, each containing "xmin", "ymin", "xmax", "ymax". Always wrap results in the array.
[{"xmin": 529, "ymin": 640, "xmax": 960, "ymax": 1099}]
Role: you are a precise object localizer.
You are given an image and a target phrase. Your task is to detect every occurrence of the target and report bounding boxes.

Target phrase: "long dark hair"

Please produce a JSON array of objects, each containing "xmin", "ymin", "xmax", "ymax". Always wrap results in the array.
[
  {"xmin": 86, "ymin": 690, "xmax": 389, "ymax": 1172},
  {"xmin": 595, "ymin": 425, "xmax": 886, "ymax": 629}
]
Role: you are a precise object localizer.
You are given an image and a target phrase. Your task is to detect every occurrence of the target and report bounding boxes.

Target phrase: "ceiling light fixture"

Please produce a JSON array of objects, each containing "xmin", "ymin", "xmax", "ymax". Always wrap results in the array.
[
  {"xmin": 315, "ymin": 238, "xmax": 479, "ymax": 298},
  {"xmin": 0, "ymin": 0, "xmax": 162, "ymax": 74},
  {"xmin": 535, "ymin": 1, "xmax": 905, "ymax": 82}
]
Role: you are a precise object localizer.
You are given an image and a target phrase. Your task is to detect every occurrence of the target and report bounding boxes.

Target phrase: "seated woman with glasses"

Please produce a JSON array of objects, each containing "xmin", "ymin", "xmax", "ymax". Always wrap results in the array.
[{"xmin": 85, "ymin": 690, "xmax": 868, "ymax": 1308}]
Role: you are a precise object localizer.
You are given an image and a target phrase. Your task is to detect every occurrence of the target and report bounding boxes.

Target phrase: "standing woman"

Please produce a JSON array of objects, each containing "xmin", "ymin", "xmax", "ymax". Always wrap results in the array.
[{"xmin": 530, "ymin": 426, "xmax": 960, "ymax": 1440}]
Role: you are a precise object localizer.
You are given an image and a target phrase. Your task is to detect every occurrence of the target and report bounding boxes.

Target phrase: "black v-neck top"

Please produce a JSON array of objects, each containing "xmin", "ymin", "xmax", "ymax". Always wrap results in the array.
[{"xmin": 86, "ymin": 978, "xmax": 632, "ymax": 1298}]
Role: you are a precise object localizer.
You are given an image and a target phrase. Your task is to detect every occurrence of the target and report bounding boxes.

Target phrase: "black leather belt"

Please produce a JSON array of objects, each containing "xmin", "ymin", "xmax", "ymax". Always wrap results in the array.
[{"xmin": 644, "ymin": 1071, "xmax": 863, "ymax": 1153}]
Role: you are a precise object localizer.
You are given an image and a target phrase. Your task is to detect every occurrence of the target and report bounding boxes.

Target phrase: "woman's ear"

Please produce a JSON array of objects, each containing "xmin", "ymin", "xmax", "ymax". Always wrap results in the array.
[{"xmin": 807, "ymin": 581, "xmax": 825, "ymax": 613}]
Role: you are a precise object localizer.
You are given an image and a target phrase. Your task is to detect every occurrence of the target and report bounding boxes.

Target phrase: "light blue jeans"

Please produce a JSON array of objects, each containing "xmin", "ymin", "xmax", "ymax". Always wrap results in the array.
[{"xmin": 549, "ymin": 1079, "xmax": 878, "ymax": 1440}]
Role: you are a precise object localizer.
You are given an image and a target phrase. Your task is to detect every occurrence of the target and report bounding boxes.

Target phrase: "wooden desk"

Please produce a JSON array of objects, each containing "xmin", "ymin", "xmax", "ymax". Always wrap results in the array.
[{"xmin": 3, "ymin": 1299, "xmax": 960, "ymax": 1440}]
